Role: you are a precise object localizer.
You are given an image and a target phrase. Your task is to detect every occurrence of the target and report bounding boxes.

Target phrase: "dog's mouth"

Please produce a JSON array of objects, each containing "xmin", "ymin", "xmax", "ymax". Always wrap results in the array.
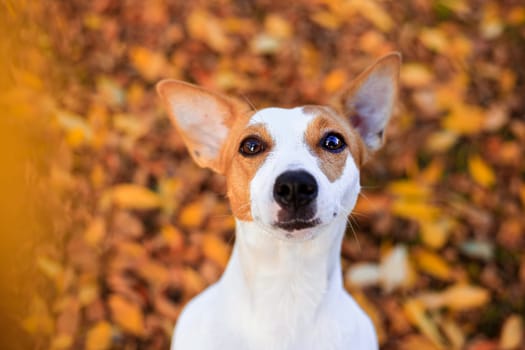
[{"xmin": 274, "ymin": 218, "xmax": 321, "ymax": 232}]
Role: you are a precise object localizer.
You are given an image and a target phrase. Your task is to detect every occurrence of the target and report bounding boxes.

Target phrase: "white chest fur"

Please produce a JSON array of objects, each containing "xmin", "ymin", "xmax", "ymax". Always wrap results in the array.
[{"xmin": 171, "ymin": 219, "xmax": 377, "ymax": 350}]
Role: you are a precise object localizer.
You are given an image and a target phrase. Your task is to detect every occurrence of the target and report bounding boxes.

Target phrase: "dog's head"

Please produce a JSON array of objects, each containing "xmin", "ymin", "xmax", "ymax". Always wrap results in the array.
[{"xmin": 157, "ymin": 53, "xmax": 400, "ymax": 241}]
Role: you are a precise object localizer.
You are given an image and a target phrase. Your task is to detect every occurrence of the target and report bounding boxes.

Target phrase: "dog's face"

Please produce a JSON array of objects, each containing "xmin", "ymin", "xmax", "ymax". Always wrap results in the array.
[{"xmin": 157, "ymin": 53, "xmax": 400, "ymax": 241}]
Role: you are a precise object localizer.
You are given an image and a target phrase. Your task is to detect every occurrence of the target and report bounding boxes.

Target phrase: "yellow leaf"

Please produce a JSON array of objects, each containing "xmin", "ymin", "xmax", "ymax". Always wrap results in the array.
[
  {"xmin": 79, "ymin": 283, "xmax": 98, "ymax": 306},
  {"xmin": 51, "ymin": 334, "xmax": 73, "ymax": 350},
  {"xmin": 37, "ymin": 256, "xmax": 63, "ymax": 280},
  {"xmin": 413, "ymin": 249, "xmax": 451, "ymax": 280},
  {"xmin": 425, "ymin": 131, "xmax": 458, "ymax": 153},
  {"xmin": 202, "ymin": 235, "xmax": 230, "ymax": 269},
  {"xmin": 310, "ymin": 11, "xmax": 342, "ymax": 30},
  {"xmin": 442, "ymin": 104, "xmax": 486, "ymax": 135},
  {"xmin": 392, "ymin": 200, "xmax": 439, "ymax": 222},
  {"xmin": 441, "ymin": 318, "xmax": 465, "ymax": 349},
  {"xmin": 468, "ymin": 155, "xmax": 496, "ymax": 188},
  {"xmin": 183, "ymin": 268, "xmax": 206, "ymax": 296},
  {"xmin": 129, "ymin": 46, "xmax": 166, "ymax": 82},
  {"xmin": 352, "ymin": 0, "xmax": 393, "ymax": 32},
  {"xmin": 108, "ymin": 295, "xmax": 144, "ymax": 336},
  {"xmin": 161, "ymin": 225, "xmax": 184, "ymax": 250},
  {"xmin": 265, "ymin": 14, "xmax": 293, "ymax": 39},
  {"xmin": 420, "ymin": 284, "xmax": 490, "ymax": 311},
  {"xmin": 22, "ymin": 296, "xmax": 54, "ymax": 335},
  {"xmin": 187, "ymin": 10, "xmax": 231, "ymax": 53},
  {"xmin": 111, "ymin": 184, "xmax": 162, "ymax": 210},
  {"xmin": 500, "ymin": 315, "xmax": 523, "ymax": 350},
  {"xmin": 84, "ymin": 217, "xmax": 106, "ymax": 246},
  {"xmin": 86, "ymin": 321, "xmax": 113, "ymax": 350},
  {"xmin": 137, "ymin": 261, "xmax": 170, "ymax": 286},
  {"xmin": 419, "ymin": 28, "xmax": 449, "ymax": 53},
  {"xmin": 420, "ymin": 217, "xmax": 454, "ymax": 249},
  {"xmin": 401, "ymin": 63, "xmax": 433, "ymax": 88},
  {"xmin": 403, "ymin": 299, "xmax": 445, "ymax": 348},
  {"xmin": 388, "ymin": 180, "xmax": 430, "ymax": 199}
]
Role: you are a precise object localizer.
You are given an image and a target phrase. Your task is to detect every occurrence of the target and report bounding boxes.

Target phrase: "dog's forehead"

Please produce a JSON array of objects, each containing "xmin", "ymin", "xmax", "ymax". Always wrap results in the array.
[{"xmin": 248, "ymin": 107, "xmax": 316, "ymax": 143}]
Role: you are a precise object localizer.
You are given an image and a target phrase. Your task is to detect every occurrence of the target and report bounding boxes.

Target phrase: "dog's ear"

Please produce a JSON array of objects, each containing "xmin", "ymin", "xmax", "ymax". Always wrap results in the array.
[
  {"xmin": 157, "ymin": 80, "xmax": 249, "ymax": 174},
  {"xmin": 341, "ymin": 52, "xmax": 401, "ymax": 151}
]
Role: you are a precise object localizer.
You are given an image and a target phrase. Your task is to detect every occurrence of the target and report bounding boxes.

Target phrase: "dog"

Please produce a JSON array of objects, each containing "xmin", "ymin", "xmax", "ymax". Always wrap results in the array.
[{"xmin": 156, "ymin": 52, "xmax": 400, "ymax": 350}]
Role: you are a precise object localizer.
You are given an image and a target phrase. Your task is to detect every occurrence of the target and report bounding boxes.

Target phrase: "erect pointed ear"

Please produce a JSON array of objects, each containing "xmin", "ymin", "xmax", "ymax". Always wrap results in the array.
[
  {"xmin": 341, "ymin": 52, "xmax": 401, "ymax": 151},
  {"xmin": 156, "ymin": 80, "xmax": 249, "ymax": 174}
]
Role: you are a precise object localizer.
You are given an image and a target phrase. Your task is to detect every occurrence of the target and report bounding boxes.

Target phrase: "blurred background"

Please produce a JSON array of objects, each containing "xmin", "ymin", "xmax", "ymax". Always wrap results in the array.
[{"xmin": 1, "ymin": 0, "xmax": 524, "ymax": 349}]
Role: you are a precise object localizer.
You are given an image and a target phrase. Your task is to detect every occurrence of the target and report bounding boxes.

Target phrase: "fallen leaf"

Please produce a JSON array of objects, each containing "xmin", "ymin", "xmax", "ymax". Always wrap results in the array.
[
  {"xmin": 499, "ymin": 314, "xmax": 523, "ymax": 350},
  {"xmin": 419, "ymin": 284, "xmax": 490, "ymax": 311},
  {"xmin": 413, "ymin": 249, "xmax": 452, "ymax": 280},
  {"xmin": 401, "ymin": 63, "xmax": 434, "ymax": 88},
  {"xmin": 108, "ymin": 295, "xmax": 144, "ymax": 336},
  {"xmin": 85, "ymin": 321, "xmax": 113, "ymax": 350},
  {"xmin": 179, "ymin": 200, "xmax": 207, "ymax": 229},
  {"xmin": 468, "ymin": 155, "xmax": 496, "ymax": 188},
  {"xmin": 187, "ymin": 10, "xmax": 231, "ymax": 52},
  {"xmin": 111, "ymin": 184, "xmax": 162, "ymax": 210},
  {"xmin": 403, "ymin": 299, "xmax": 445, "ymax": 348},
  {"xmin": 420, "ymin": 218, "xmax": 454, "ymax": 249},
  {"xmin": 323, "ymin": 69, "xmax": 347, "ymax": 93},
  {"xmin": 129, "ymin": 46, "xmax": 167, "ymax": 82},
  {"xmin": 345, "ymin": 263, "xmax": 381, "ymax": 288},
  {"xmin": 202, "ymin": 235, "xmax": 230, "ymax": 269},
  {"xmin": 84, "ymin": 217, "xmax": 106, "ymax": 246}
]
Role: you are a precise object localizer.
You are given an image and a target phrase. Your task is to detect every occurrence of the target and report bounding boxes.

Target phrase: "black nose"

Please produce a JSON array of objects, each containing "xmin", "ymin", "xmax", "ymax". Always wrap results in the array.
[{"xmin": 273, "ymin": 170, "xmax": 318, "ymax": 209}]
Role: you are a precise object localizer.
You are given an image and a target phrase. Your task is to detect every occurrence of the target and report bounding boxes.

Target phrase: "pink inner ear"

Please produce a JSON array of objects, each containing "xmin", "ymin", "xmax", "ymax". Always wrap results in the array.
[{"xmin": 350, "ymin": 114, "xmax": 363, "ymax": 128}]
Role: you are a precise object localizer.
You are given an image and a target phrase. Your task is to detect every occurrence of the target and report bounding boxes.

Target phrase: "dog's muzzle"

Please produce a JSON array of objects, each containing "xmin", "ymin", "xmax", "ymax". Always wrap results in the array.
[{"xmin": 273, "ymin": 170, "xmax": 320, "ymax": 231}]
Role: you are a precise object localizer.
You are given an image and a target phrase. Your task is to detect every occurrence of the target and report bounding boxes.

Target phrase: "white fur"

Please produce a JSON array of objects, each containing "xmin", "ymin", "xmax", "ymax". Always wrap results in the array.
[{"xmin": 171, "ymin": 107, "xmax": 377, "ymax": 349}]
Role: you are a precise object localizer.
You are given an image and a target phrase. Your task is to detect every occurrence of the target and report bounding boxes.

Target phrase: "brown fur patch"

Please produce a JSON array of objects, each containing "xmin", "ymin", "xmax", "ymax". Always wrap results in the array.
[
  {"xmin": 222, "ymin": 123, "xmax": 273, "ymax": 221},
  {"xmin": 303, "ymin": 106, "xmax": 367, "ymax": 182}
]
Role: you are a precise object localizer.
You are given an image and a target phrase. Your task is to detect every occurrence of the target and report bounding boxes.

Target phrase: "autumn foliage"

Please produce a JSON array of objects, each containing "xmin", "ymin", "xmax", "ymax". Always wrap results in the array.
[{"xmin": 1, "ymin": 0, "xmax": 525, "ymax": 349}]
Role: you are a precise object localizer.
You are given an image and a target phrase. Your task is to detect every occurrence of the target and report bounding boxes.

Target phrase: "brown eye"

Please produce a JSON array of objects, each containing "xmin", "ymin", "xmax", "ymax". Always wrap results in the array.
[
  {"xmin": 239, "ymin": 137, "xmax": 265, "ymax": 156},
  {"xmin": 320, "ymin": 133, "xmax": 346, "ymax": 153}
]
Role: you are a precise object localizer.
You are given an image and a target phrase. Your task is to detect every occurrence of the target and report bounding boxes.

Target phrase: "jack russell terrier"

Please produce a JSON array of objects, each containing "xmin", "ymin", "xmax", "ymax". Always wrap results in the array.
[{"xmin": 157, "ymin": 52, "xmax": 400, "ymax": 350}]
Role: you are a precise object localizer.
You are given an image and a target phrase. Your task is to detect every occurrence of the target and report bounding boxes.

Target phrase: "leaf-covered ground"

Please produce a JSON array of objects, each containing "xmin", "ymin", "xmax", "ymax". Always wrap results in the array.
[{"xmin": 2, "ymin": 0, "xmax": 525, "ymax": 349}]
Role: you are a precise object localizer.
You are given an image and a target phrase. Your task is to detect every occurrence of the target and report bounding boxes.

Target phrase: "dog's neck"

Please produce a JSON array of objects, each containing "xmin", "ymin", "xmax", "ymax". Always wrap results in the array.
[{"xmin": 219, "ymin": 218, "xmax": 348, "ymax": 343}]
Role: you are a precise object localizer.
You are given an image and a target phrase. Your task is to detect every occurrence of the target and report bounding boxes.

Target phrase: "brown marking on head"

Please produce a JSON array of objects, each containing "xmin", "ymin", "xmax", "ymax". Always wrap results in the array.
[
  {"xmin": 303, "ymin": 106, "xmax": 368, "ymax": 182},
  {"xmin": 221, "ymin": 123, "xmax": 274, "ymax": 221}
]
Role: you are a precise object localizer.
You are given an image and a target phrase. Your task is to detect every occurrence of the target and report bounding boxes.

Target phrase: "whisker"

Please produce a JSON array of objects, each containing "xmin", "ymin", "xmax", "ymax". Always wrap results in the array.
[
  {"xmin": 336, "ymin": 203, "xmax": 361, "ymax": 251},
  {"xmin": 239, "ymin": 94, "xmax": 258, "ymax": 112}
]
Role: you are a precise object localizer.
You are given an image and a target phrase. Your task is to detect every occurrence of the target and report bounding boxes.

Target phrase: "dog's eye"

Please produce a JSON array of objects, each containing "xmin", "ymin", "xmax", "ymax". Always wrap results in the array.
[
  {"xmin": 239, "ymin": 137, "xmax": 265, "ymax": 156},
  {"xmin": 320, "ymin": 133, "xmax": 346, "ymax": 153}
]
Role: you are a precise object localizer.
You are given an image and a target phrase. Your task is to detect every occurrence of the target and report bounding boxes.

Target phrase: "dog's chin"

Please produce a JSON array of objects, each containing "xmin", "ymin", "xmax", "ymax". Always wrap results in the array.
[
  {"xmin": 274, "ymin": 218, "xmax": 320, "ymax": 232},
  {"xmin": 271, "ymin": 218, "xmax": 322, "ymax": 242}
]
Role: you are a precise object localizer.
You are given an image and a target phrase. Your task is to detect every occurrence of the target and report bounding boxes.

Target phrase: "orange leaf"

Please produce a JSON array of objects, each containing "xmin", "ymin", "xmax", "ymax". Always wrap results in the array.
[
  {"xmin": 85, "ymin": 321, "xmax": 112, "ymax": 350},
  {"xmin": 179, "ymin": 200, "xmax": 207, "ymax": 229},
  {"xmin": 129, "ymin": 46, "xmax": 166, "ymax": 82},
  {"xmin": 323, "ymin": 69, "xmax": 347, "ymax": 93},
  {"xmin": 84, "ymin": 217, "xmax": 106, "ymax": 246},
  {"xmin": 202, "ymin": 235, "xmax": 230, "ymax": 269},
  {"xmin": 108, "ymin": 295, "xmax": 144, "ymax": 336}
]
